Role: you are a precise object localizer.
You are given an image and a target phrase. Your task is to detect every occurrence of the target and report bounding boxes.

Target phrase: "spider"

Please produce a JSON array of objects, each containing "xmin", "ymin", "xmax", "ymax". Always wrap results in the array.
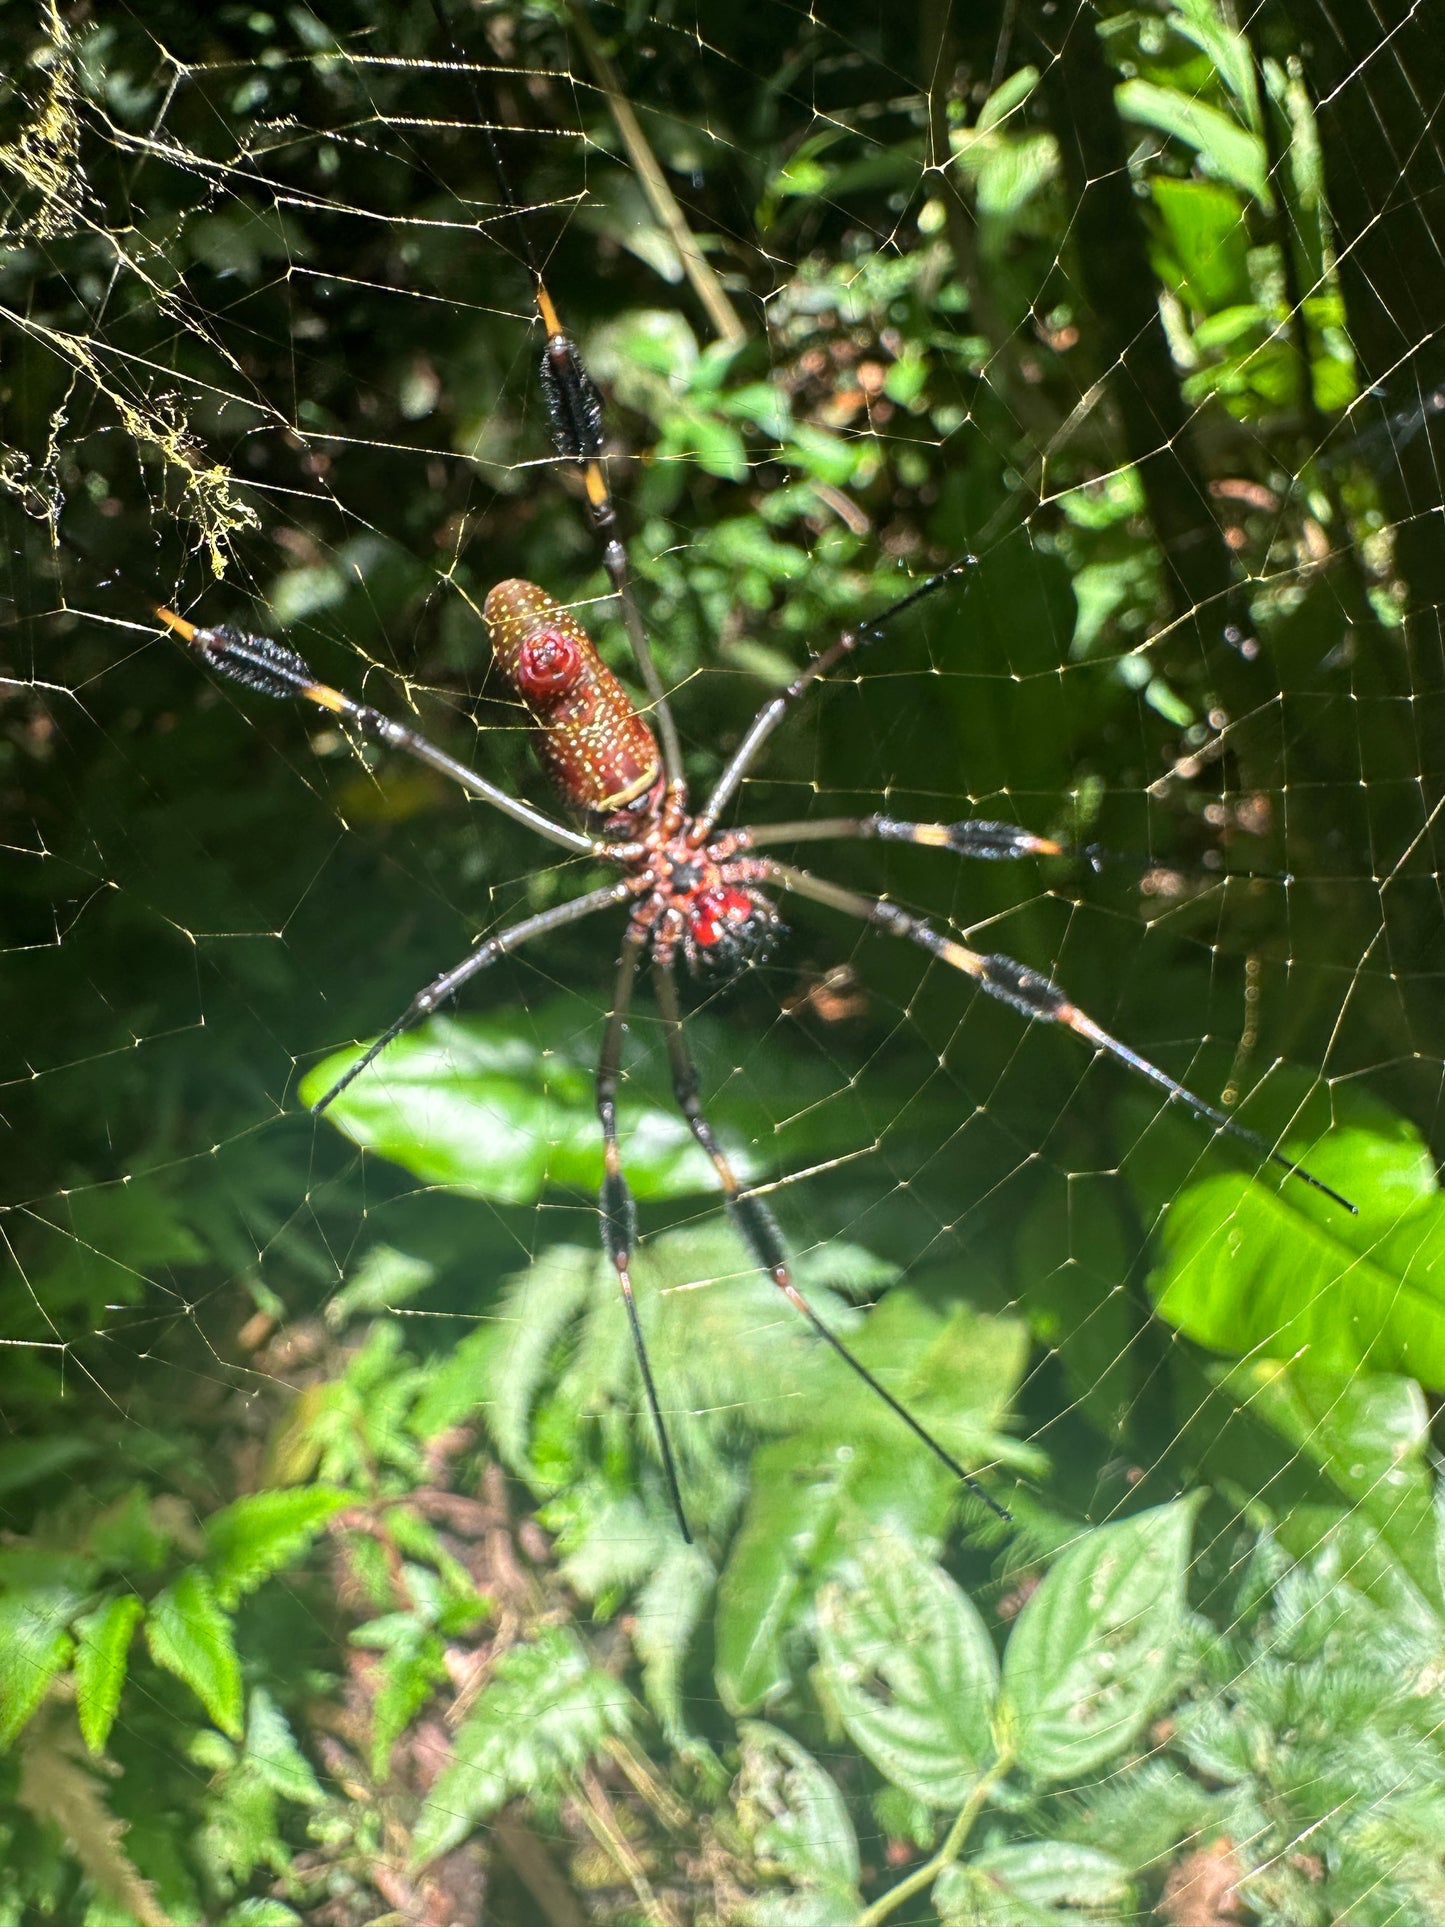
[{"xmin": 156, "ymin": 140, "xmax": 1351, "ymax": 1545}]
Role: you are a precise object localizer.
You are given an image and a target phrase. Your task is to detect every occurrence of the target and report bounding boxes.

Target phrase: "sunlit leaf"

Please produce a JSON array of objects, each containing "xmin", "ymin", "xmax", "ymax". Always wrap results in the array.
[
  {"xmin": 935, "ymin": 1838, "xmax": 1133, "ymax": 1925},
  {"xmin": 1152, "ymin": 1121, "xmax": 1445, "ymax": 1387},
  {"xmin": 816, "ymin": 1531, "xmax": 999, "ymax": 1805},
  {"xmin": 74, "ymin": 1593, "xmax": 144, "ymax": 1754},
  {"xmin": 204, "ymin": 1486, "xmax": 349, "ymax": 1607},
  {"xmin": 1001, "ymin": 1499, "xmax": 1198, "ymax": 1782},
  {"xmin": 145, "ymin": 1569, "xmax": 243, "ymax": 1737},
  {"xmin": 737, "ymin": 1721, "xmax": 861, "ymax": 1925},
  {"xmin": 411, "ymin": 1626, "xmax": 636, "ymax": 1865},
  {"xmin": 0, "ymin": 1589, "xmax": 76, "ymax": 1747},
  {"xmin": 1116, "ymin": 79, "xmax": 1269, "ymax": 204}
]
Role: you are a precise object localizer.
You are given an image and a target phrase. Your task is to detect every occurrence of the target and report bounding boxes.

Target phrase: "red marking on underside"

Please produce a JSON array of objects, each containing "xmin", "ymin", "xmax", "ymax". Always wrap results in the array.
[
  {"xmin": 690, "ymin": 887, "xmax": 754, "ymax": 947},
  {"xmin": 517, "ymin": 627, "xmax": 583, "ymax": 699}
]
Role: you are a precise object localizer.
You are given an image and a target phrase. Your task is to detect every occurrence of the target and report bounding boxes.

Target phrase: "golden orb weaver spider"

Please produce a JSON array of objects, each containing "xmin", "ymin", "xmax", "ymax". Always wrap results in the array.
[{"xmin": 156, "ymin": 54, "xmax": 1353, "ymax": 1543}]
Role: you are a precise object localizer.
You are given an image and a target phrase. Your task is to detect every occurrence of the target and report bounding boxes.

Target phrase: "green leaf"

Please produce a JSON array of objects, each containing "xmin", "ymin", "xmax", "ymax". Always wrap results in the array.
[
  {"xmin": 303, "ymin": 1010, "xmax": 744, "ymax": 1202},
  {"xmin": 0, "ymin": 1588, "xmax": 76, "ymax": 1746},
  {"xmin": 716, "ymin": 1435, "xmax": 843, "ymax": 1713},
  {"xmin": 243, "ymin": 1687, "xmax": 325, "ymax": 1805},
  {"xmin": 204, "ymin": 1485, "xmax": 349, "ymax": 1608},
  {"xmin": 936, "ymin": 1839, "xmax": 1133, "ymax": 1925},
  {"xmin": 815, "ymin": 1532, "xmax": 999, "ymax": 1806},
  {"xmin": 0, "ymin": 1436, "xmax": 91, "ymax": 1497},
  {"xmin": 325, "ymin": 1243, "xmax": 436, "ymax": 1330},
  {"xmin": 1150, "ymin": 177, "xmax": 1251, "ymax": 310},
  {"xmin": 1116, "ymin": 79, "xmax": 1269, "ymax": 205},
  {"xmin": 411, "ymin": 1626, "xmax": 636, "ymax": 1865},
  {"xmin": 737, "ymin": 1721, "xmax": 861, "ymax": 1926},
  {"xmin": 219, "ymin": 1903, "xmax": 304, "ymax": 1927},
  {"xmin": 1219, "ymin": 1358, "xmax": 1443, "ymax": 1621},
  {"xmin": 1151, "ymin": 1120, "xmax": 1445, "ymax": 1387},
  {"xmin": 631, "ymin": 1539, "xmax": 718, "ymax": 1753},
  {"xmin": 74, "ymin": 1593, "xmax": 145, "ymax": 1754},
  {"xmin": 145, "ymin": 1569, "xmax": 243, "ymax": 1737},
  {"xmin": 1001, "ymin": 1499, "xmax": 1198, "ymax": 1783}
]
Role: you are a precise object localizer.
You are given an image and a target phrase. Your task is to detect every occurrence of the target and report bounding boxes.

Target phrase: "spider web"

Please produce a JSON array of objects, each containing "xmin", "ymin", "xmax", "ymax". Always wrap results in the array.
[{"xmin": 3, "ymin": 0, "xmax": 1443, "ymax": 1919}]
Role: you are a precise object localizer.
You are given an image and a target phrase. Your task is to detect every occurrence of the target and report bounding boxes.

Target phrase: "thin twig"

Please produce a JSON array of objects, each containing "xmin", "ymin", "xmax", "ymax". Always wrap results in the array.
[
  {"xmin": 850, "ymin": 1752, "xmax": 1014, "ymax": 1927},
  {"xmin": 567, "ymin": 2, "xmax": 746, "ymax": 347}
]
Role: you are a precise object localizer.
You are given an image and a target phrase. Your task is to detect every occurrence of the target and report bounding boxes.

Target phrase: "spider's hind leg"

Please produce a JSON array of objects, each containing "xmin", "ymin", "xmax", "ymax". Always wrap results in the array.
[
  {"xmin": 598, "ymin": 929, "xmax": 692, "ymax": 1542},
  {"xmin": 762, "ymin": 860, "xmax": 1355, "ymax": 1215},
  {"xmin": 650, "ymin": 955, "xmax": 1011, "ymax": 1520}
]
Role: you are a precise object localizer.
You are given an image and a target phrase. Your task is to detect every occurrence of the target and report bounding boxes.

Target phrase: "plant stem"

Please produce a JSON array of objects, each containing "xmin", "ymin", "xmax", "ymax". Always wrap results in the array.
[{"xmin": 849, "ymin": 1753, "xmax": 1014, "ymax": 1927}]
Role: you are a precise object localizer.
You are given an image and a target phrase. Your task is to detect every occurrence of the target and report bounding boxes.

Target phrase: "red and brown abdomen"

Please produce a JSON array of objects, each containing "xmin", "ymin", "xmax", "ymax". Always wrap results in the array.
[{"xmin": 483, "ymin": 579, "xmax": 662, "ymax": 832}]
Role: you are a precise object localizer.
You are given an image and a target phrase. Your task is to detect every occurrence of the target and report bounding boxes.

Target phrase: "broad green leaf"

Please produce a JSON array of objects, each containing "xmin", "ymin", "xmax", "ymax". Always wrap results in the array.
[
  {"xmin": 659, "ymin": 408, "xmax": 748, "ymax": 482},
  {"xmin": 1221, "ymin": 1359, "xmax": 1443, "ymax": 1621},
  {"xmin": 736, "ymin": 1721, "xmax": 860, "ymax": 1926},
  {"xmin": 1001, "ymin": 1499, "xmax": 1198, "ymax": 1782},
  {"xmin": 1116, "ymin": 79, "xmax": 1269, "ymax": 205},
  {"xmin": 74, "ymin": 1593, "xmax": 144, "ymax": 1753},
  {"xmin": 204, "ymin": 1485, "xmax": 349, "ymax": 1607},
  {"xmin": 936, "ymin": 1839, "xmax": 1133, "ymax": 1925},
  {"xmin": 0, "ymin": 1589, "xmax": 76, "ymax": 1746},
  {"xmin": 145, "ymin": 1569, "xmax": 243, "ymax": 1737},
  {"xmin": 1151, "ymin": 1121, "xmax": 1445, "ymax": 1387},
  {"xmin": 411, "ymin": 1626, "xmax": 635, "ymax": 1865},
  {"xmin": 815, "ymin": 1532, "xmax": 999, "ymax": 1806},
  {"xmin": 303, "ymin": 1014, "xmax": 717, "ymax": 1202},
  {"xmin": 1169, "ymin": 0, "xmax": 1260, "ymax": 122},
  {"xmin": 1150, "ymin": 178, "xmax": 1251, "ymax": 311}
]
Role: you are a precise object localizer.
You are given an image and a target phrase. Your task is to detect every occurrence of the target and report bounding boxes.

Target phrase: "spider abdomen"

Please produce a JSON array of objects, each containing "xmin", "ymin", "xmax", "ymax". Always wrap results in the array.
[{"xmin": 484, "ymin": 579, "xmax": 663, "ymax": 832}]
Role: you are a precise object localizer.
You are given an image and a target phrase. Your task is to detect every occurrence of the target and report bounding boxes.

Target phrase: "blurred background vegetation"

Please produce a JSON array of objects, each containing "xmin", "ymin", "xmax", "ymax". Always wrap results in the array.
[{"xmin": 3, "ymin": 0, "xmax": 1444, "ymax": 1920}]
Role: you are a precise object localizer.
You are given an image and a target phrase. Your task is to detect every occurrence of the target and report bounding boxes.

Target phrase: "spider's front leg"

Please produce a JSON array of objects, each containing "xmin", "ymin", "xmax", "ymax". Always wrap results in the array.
[
  {"xmin": 763, "ymin": 861, "xmax": 1355, "ymax": 1213},
  {"xmin": 737, "ymin": 815, "xmax": 1101, "ymax": 867},
  {"xmin": 650, "ymin": 953, "xmax": 1011, "ymax": 1520},
  {"xmin": 311, "ymin": 881, "xmax": 640, "ymax": 1113}
]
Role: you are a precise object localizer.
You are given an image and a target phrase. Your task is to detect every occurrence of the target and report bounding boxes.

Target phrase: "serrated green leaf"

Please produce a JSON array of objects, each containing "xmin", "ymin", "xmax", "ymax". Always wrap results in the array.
[
  {"xmin": 0, "ymin": 1589, "xmax": 76, "ymax": 1746},
  {"xmin": 219, "ymin": 1902, "xmax": 303, "ymax": 1927},
  {"xmin": 935, "ymin": 1838, "xmax": 1133, "ymax": 1924},
  {"xmin": 737, "ymin": 1721, "xmax": 860, "ymax": 1924},
  {"xmin": 411, "ymin": 1626, "xmax": 636, "ymax": 1865},
  {"xmin": 243, "ymin": 1687, "xmax": 325, "ymax": 1805},
  {"xmin": 74, "ymin": 1593, "xmax": 144, "ymax": 1753},
  {"xmin": 631, "ymin": 1539, "xmax": 718, "ymax": 1753},
  {"xmin": 145, "ymin": 1570, "xmax": 243, "ymax": 1737},
  {"xmin": 816, "ymin": 1532, "xmax": 999, "ymax": 1805},
  {"xmin": 1001, "ymin": 1499, "xmax": 1198, "ymax": 1783},
  {"xmin": 205, "ymin": 1486, "xmax": 349, "ymax": 1607}
]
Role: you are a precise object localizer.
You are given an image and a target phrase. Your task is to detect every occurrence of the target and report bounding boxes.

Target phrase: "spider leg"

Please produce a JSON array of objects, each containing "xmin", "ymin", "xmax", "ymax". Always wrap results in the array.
[
  {"xmin": 651, "ymin": 954, "xmax": 1011, "ymax": 1521},
  {"xmin": 467, "ymin": 84, "xmax": 685, "ymax": 794},
  {"xmin": 529, "ymin": 281, "xmax": 686, "ymax": 797},
  {"xmin": 691, "ymin": 560, "xmax": 975, "ymax": 840},
  {"xmin": 738, "ymin": 816, "xmax": 1098, "ymax": 865},
  {"xmin": 763, "ymin": 861, "xmax": 1356, "ymax": 1214},
  {"xmin": 312, "ymin": 880, "xmax": 639, "ymax": 1114},
  {"xmin": 598, "ymin": 928, "xmax": 692, "ymax": 1541},
  {"xmin": 157, "ymin": 607, "xmax": 600, "ymax": 857}
]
